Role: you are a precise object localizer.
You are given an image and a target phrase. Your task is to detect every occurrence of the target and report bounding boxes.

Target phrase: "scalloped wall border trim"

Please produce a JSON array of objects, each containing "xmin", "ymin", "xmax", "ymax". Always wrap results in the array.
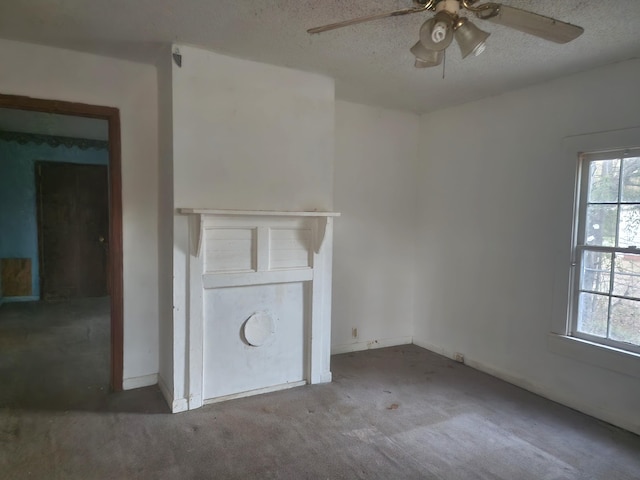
[{"xmin": 0, "ymin": 130, "xmax": 108, "ymax": 150}]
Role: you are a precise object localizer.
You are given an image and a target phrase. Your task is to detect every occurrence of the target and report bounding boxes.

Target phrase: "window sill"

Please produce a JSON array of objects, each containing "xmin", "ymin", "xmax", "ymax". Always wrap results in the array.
[{"xmin": 547, "ymin": 334, "xmax": 640, "ymax": 379}]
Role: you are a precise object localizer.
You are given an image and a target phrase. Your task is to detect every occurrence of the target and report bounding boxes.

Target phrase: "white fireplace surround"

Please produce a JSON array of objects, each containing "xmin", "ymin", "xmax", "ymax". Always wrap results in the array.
[{"xmin": 177, "ymin": 208, "xmax": 340, "ymax": 411}]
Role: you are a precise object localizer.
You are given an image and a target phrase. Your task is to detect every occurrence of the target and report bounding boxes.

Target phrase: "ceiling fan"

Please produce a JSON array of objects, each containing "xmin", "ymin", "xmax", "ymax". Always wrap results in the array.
[{"xmin": 307, "ymin": 0, "xmax": 584, "ymax": 68}]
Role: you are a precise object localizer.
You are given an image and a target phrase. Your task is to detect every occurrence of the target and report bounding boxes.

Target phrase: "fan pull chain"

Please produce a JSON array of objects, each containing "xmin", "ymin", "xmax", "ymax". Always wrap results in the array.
[{"xmin": 442, "ymin": 49, "xmax": 446, "ymax": 79}]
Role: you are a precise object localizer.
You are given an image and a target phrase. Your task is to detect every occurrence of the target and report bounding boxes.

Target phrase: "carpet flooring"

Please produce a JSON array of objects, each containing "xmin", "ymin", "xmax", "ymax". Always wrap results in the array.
[{"xmin": 1, "ymin": 300, "xmax": 639, "ymax": 479}]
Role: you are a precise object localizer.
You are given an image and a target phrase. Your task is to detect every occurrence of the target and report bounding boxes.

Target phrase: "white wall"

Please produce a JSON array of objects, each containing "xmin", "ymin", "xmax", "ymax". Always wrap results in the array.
[
  {"xmin": 0, "ymin": 39, "xmax": 160, "ymax": 387},
  {"xmin": 167, "ymin": 45, "xmax": 335, "ymax": 410},
  {"xmin": 156, "ymin": 46, "xmax": 174, "ymax": 396},
  {"xmin": 333, "ymin": 101, "xmax": 419, "ymax": 353},
  {"xmin": 171, "ymin": 45, "xmax": 334, "ymax": 212},
  {"xmin": 415, "ymin": 58, "xmax": 640, "ymax": 434}
]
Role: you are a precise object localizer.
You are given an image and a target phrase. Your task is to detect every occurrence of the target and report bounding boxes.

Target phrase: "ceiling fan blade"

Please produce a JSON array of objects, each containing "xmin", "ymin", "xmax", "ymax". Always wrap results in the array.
[
  {"xmin": 307, "ymin": 5, "xmax": 428, "ymax": 34},
  {"xmin": 479, "ymin": 4, "xmax": 584, "ymax": 44}
]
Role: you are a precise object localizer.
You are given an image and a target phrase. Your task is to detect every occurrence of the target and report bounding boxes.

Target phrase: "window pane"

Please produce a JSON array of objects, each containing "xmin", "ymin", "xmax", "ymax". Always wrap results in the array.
[
  {"xmin": 577, "ymin": 292, "xmax": 608, "ymax": 337},
  {"xmin": 609, "ymin": 297, "xmax": 640, "ymax": 346},
  {"xmin": 588, "ymin": 159, "xmax": 620, "ymax": 203},
  {"xmin": 618, "ymin": 205, "xmax": 640, "ymax": 247},
  {"xmin": 580, "ymin": 250, "xmax": 611, "ymax": 293},
  {"xmin": 621, "ymin": 157, "xmax": 640, "ymax": 203},
  {"xmin": 613, "ymin": 253, "xmax": 640, "ymax": 299},
  {"xmin": 585, "ymin": 205, "xmax": 617, "ymax": 246}
]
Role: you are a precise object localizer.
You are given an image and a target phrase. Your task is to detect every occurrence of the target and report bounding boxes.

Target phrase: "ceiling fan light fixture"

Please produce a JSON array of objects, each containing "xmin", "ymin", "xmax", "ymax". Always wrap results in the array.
[
  {"xmin": 454, "ymin": 17, "xmax": 491, "ymax": 58},
  {"xmin": 306, "ymin": 0, "xmax": 585, "ymax": 71},
  {"xmin": 419, "ymin": 11, "xmax": 455, "ymax": 51},
  {"xmin": 411, "ymin": 41, "xmax": 443, "ymax": 67}
]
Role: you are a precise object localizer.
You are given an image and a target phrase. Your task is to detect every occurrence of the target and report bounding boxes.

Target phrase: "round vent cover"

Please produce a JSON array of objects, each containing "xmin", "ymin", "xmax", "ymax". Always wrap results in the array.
[{"xmin": 243, "ymin": 311, "xmax": 276, "ymax": 347}]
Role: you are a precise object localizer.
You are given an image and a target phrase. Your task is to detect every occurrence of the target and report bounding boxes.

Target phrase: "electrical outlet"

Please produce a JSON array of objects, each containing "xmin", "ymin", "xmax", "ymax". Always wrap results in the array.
[
  {"xmin": 454, "ymin": 353, "xmax": 465, "ymax": 364},
  {"xmin": 352, "ymin": 327, "xmax": 358, "ymax": 339}
]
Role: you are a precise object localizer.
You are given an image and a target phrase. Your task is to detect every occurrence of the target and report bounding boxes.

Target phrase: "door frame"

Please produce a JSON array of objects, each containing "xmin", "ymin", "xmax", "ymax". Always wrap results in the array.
[{"xmin": 0, "ymin": 93, "xmax": 124, "ymax": 391}]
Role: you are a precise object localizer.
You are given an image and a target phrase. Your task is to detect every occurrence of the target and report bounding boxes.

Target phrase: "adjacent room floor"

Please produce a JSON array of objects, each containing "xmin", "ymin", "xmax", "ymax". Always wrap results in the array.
[
  {"xmin": 1, "ymin": 305, "xmax": 639, "ymax": 479},
  {"xmin": 0, "ymin": 298, "xmax": 163, "ymax": 413}
]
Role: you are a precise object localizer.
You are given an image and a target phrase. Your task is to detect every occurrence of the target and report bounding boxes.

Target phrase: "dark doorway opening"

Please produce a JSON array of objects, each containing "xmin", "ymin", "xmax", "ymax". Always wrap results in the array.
[{"xmin": 0, "ymin": 93, "xmax": 123, "ymax": 392}]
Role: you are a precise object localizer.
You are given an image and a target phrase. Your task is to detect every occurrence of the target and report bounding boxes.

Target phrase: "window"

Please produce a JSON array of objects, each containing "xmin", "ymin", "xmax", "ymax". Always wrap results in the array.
[{"xmin": 572, "ymin": 147, "xmax": 640, "ymax": 354}]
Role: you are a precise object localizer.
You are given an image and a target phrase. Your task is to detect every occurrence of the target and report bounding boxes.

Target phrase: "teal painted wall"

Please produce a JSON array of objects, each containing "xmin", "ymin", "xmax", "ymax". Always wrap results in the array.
[{"xmin": 0, "ymin": 139, "xmax": 108, "ymax": 301}]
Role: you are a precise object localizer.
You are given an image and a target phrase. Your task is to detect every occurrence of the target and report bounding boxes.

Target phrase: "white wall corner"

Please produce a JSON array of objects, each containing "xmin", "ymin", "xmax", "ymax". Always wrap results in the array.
[
  {"xmin": 333, "ymin": 100, "xmax": 419, "ymax": 355},
  {"xmin": 332, "ymin": 336, "xmax": 413, "ymax": 355},
  {"xmin": 159, "ymin": 374, "xmax": 189, "ymax": 413}
]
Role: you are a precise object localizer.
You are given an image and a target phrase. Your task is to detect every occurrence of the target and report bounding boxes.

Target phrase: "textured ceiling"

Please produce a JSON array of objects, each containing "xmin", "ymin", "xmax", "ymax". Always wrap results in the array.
[{"xmin": 1, "ymin": 1, "xmax": 639, "ymax": 113}]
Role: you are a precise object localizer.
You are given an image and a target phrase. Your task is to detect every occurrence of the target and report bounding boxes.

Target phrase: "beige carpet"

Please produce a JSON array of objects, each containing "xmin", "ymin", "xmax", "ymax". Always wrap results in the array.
[{"xmin": 1, "ymin": 303, "xmax": 638, "ymax": 479}]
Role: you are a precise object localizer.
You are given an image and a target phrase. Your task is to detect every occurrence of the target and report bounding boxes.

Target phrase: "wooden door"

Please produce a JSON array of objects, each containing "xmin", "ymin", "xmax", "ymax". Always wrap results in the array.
[{"xmin": 36, "ymin": 162, "xmax": 109, "ymax": 299}]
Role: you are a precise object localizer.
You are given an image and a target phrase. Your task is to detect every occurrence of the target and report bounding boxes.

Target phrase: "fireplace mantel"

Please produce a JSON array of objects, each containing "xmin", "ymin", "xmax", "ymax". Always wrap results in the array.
[
  {"xmin": 179, "ymin": 208, "xmax": 340, "ymax": 257},
  {"xmin": 174, "ymin": 208, "xmax": 339, "ymax": 411},
  {"xmin": 179, "ymin": 208, "xmax": 340, "ymax": 217}
]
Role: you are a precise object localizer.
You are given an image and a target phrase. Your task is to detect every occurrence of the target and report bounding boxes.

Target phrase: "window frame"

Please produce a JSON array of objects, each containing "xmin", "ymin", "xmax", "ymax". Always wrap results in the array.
[
  {"xmin": 548, "ymin": 128, "xmax": 640, "ymax": 377},
  {"xmin": 570, "ymin": 147, "xmax": 640, "ymax": 355}
]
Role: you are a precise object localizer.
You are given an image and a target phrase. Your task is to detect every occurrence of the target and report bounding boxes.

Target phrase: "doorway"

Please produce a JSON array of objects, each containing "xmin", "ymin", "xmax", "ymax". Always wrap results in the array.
[{"xmin": 0, "ymin": 94, "xmax": 123, "ymax": 391}]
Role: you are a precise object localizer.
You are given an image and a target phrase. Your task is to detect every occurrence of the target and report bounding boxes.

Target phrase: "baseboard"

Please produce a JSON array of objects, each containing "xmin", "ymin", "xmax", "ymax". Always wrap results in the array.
[
  {"xmin": 203, "ymin": 380, "xmax": 307, "ymax": 405},
  {"xmin": 158, "ymin": 374, "xmax": 188, "ymax": 413},
  {"xmin": 412, "ymin": 338, "xmax": 640, "ymax": 436},
  {"xmin": 412, "ymin": 338, "xmax": 451, "ymax": 358},
  {"xmin": 331, "ymin": 336, "xmax": 412, "ymax": 355},
  {"xmin": 122, "ymin": 373, "xmax": 158, "ymax": 390},
  {"xmin": 172, "ymin": 398, "xmax": 189, "ymax": 413}
]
